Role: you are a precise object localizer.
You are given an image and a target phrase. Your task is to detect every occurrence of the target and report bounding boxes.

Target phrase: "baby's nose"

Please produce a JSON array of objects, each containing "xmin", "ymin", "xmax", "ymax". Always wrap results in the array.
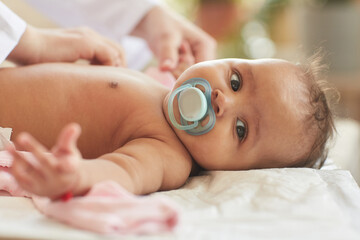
[{"xmin": 211, "ymin": 89, "xmax": 228, "ymax": 117}]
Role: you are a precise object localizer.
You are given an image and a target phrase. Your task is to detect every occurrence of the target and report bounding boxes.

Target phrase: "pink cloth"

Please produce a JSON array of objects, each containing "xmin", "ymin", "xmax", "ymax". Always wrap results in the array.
[
  {"xmin": 0, "ymin": 151, "xmax": 179, "ymax": 235},
  {"xmin": 145, "ymin": 67, "xmax": 176, "ymax": 89}
]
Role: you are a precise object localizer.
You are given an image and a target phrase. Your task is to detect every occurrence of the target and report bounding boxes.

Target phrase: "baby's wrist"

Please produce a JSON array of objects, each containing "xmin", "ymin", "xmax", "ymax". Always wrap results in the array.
[
  {"xmin": 57, "ymin": 162, "xmax": 86, "ymax": 201},
  {"xmin": 58, "ymin": 177, "xmax": 79, "ymax": 202}
]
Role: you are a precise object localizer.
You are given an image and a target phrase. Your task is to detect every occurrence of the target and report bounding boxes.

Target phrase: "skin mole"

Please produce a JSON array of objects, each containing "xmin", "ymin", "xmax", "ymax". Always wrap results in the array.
[{"xmin": 108, "ymin": 81, "xmax": 119, "ymax": 89}]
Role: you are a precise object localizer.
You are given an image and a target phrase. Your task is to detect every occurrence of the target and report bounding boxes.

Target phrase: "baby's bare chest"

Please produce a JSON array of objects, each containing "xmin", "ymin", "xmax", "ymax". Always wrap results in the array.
[{"xmin": 64, "ymin": 81, "xmax": 171, "ymax": 157}]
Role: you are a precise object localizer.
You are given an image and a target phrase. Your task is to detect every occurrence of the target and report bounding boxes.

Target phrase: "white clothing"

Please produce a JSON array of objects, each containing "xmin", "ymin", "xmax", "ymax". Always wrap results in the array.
[
  {"xmin": 24, "ymin": 0, "xmax": 159, "ymax": 39},
  {"xmin": 24, "ymin": 0, "xmax": 160, "ymax": 70},
  {"xmin": 0, "ymin": 127, "xmax": 12, "ymax": 151},
  {"xmin": 0, "ymin": 1, "xmax": 26, "ymax": 64}
]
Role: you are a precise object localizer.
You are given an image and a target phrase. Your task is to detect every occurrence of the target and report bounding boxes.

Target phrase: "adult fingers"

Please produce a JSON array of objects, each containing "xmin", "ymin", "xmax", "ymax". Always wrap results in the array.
[
  {"xmin": 90, "ymin": 42, "xmax": 124, "ymax": 67},
  {"xmin": 155, "ymin": 33, "xmax": 182, "ymax": 71},
  {"xmin": 69, "ymin": 27, "xmax": 126, "ymax": 67},
  {"xmin": 186, "ymin": 28, "xmax": 217, "ymax": 63},
  {"xmin": 171, "ymin": 41, "xmax": 195, "ymax": 79},
  {"xmin": 102, "ymin": 37, "xmax": 127, "ymax": 67},
  {"xmin": 91, "ymin": 39, "xmax": 127, "ymax": 67},
  {"xmin": 179, "ymin": 41, "xmax": 195, "ymax": 64}
]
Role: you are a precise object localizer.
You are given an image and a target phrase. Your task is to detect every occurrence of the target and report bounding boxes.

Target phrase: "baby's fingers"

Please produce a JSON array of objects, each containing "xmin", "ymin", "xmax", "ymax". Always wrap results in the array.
[
  {"xmin": 7, "ymin": 147, "xmax": 44, "ymax": 188},
  {"xmin": 16, "ymin": 133, "xmax": 57, "ymax": 169},
  {"xmin": 52, "ymin": 123, "xmax": 81, "ymax": 155},
  {"xmin": 52, "ymin": 123, "xmax": 82, "ymax": 172}
]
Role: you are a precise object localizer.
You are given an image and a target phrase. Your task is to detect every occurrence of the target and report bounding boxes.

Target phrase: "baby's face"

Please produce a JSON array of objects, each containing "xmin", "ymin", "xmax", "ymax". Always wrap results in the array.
[{"xmin": 163, "ymin": 58, "xmax": 309, "ymax": 170}]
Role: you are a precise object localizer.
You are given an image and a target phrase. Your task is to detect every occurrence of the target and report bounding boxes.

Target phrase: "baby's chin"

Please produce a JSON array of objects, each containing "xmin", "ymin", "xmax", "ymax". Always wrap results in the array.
[{"xmin": 184, "ymin": 149, "xmax": 226, "ymax": 170}]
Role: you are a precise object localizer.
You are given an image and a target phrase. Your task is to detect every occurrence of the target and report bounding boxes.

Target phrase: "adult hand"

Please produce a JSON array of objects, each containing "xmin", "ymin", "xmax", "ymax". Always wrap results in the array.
[
  {"xmin": 8, "ymin": 25, "xmax": 126, "ymax": 67},
  {"xmin": 132, "ymin": 5, "xmax": 216, "ymax": 75}
]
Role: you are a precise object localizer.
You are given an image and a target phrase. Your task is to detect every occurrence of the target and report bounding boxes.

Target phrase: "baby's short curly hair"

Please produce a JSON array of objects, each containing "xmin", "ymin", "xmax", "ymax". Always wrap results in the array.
[{"xmin": 295, "ymin": 50, "xmax": 338, "ymax": 169}]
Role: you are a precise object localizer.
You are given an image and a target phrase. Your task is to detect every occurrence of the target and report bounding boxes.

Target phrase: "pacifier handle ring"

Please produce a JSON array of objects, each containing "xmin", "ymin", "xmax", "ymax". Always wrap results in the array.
[
  {"xmin": 178, "ymin": 87, "xmax": 207, "ymax": 122},
  {"xmin": 184, "ymin": 107, "xmax": 216, "ymax": 135},
  {"xmin": 168, "ymin": 84, "xmax": 198, "ymax": 130}
]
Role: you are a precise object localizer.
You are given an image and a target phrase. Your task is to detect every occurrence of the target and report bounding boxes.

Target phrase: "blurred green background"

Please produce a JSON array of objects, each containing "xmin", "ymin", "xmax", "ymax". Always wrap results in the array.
[{"xmin": 164, "ymin": 0, "xmax": 358, "ymax": 63}]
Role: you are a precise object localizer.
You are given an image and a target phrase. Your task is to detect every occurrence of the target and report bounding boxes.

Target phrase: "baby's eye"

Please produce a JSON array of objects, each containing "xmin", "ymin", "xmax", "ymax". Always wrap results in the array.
[
  {"xmin": 236, "ymin": 119, "xmax": 247, "ymax": 141},
  {"xmin": 230, "ymin": 71, "xmax": 242, "ymax": 92}
]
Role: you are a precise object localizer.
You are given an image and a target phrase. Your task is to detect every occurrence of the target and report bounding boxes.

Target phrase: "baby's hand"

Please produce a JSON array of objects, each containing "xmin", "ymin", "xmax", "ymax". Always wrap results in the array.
[{"xmin": 7, "ymin": 123, "xmax": 82, "ymax": 200}]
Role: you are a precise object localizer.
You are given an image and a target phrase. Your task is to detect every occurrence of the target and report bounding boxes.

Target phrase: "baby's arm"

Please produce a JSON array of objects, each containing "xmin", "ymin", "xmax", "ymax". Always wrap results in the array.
[{"xmin": 7, "ymin": 123, "xmax": 189, "ymax": 199}]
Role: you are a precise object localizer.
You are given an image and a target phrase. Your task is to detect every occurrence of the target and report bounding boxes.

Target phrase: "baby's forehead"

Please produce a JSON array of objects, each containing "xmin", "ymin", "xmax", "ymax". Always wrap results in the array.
[
  {"xmin": 246, "ymin": 59, "xmax": 310, "ymax": 118},
  {"xmin": 251, "ymin": 58, "xmax": 303, "ymax": 83},
  {"xmin": 197, "ymin": 58, "xmax": 296, "ymax": 71},
  {"xmin": 269, "ymin": 63, "xmax": 310, "ymax": 120},
  {"xmin": 226, "ymin": 57, "xmax": 293, "ymax": 66}
]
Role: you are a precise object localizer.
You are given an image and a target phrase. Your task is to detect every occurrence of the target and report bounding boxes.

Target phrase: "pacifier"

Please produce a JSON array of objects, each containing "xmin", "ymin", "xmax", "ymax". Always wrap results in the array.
[{"xmin": 168, "ymin": 78, "xmax": 216, "ymax": 135}]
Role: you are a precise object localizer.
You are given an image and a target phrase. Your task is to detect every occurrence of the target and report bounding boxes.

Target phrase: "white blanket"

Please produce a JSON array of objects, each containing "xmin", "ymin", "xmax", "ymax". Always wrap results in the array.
[
  {"xmin": 0, "ymin": 168, "xmax": 359, "ymax": 240},
  {"xmin": 164, "ymin": 169, "xmax": 360, "ymax": 240}
]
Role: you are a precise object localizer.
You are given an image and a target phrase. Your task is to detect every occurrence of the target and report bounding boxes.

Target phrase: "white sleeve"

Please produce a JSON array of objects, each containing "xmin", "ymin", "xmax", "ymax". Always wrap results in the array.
[
  {"xmin": 0, "ymin": 1, "xmax": 26, "ymax": 64},
  {"xmin": 23, "ymin": 0, "xmax": 159, "ymax": 40}
]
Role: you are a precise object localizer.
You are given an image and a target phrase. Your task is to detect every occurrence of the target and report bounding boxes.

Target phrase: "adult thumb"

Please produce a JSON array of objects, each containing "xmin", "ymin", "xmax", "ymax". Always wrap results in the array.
[{"xmin": 156, "ymin": 35, "xmax": 181, "ymax": 71}]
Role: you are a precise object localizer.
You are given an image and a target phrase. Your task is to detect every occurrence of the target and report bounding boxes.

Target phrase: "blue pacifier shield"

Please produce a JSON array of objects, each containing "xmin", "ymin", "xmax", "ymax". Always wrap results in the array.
[{"xmin": 168, "ymin": 78, "xmax": 216, "ymax": 135}]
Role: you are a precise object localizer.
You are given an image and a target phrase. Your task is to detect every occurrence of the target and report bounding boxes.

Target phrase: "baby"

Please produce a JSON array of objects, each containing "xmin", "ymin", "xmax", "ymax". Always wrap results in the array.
[{"xmin": 0, "ymin": 55, "xmax": 335, "ymax": 200}]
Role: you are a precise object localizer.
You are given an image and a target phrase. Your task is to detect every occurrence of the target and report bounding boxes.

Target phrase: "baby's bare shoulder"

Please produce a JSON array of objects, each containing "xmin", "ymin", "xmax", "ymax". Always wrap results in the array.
[
  {"xmin": 139, "ymin": 134, "xmax": 194, "ymax": 191},
  {"xmin": 156, "ymin": 137, "xmax": 194, "ymax": 190}
]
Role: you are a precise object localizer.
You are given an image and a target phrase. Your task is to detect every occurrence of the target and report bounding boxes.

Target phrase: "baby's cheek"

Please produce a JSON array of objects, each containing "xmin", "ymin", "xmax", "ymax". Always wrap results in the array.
[
  {"xmin": 192, "ymin": 141, "xmax": 210, "ymax": 157},
  {"xmin": 198, "ymin": 145, "xmax": 223, "ymax": 164}
]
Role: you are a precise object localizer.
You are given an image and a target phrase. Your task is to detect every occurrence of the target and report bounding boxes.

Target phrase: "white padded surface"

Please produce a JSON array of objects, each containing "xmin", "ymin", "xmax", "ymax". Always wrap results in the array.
[
  {"xmin": 0, "ymin": 168, "xmax": 359, "ymax": 240},
  {"xmin": 329, "ymin": 119, "xmax": 360, "ymax": 184}
]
